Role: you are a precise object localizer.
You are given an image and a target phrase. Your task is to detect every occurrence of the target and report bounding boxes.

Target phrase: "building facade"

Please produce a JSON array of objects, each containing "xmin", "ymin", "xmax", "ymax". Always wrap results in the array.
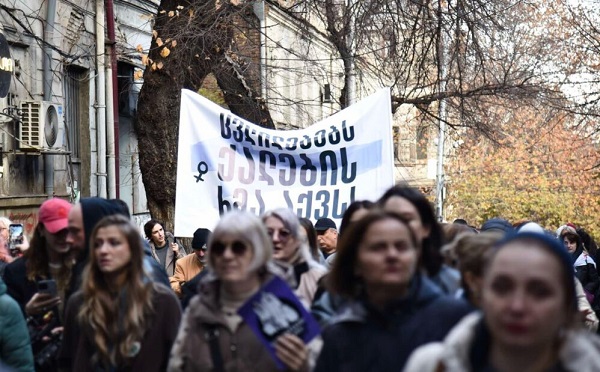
[{"xmin": 0, "ymin": 0, "xmax": 435, "ymax": 236}]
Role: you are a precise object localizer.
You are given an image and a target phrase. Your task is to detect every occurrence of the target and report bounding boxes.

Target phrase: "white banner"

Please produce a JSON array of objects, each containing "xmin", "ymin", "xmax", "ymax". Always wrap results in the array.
[{"xmin": 174, "ymin": 88, "xmax": 394, "ymax": 236}]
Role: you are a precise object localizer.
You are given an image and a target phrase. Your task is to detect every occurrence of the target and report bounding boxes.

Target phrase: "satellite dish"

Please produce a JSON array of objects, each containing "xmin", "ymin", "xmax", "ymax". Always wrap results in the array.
[{"xmin": 44, "ymin": 104, "xmax": 58, "ymax": 147}]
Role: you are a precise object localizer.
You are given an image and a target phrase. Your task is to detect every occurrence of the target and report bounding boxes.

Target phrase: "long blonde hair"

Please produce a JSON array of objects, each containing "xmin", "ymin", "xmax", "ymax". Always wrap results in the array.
[{"xmin": 77, "ymin": 215, "xmax": 154, "ymax": 368}]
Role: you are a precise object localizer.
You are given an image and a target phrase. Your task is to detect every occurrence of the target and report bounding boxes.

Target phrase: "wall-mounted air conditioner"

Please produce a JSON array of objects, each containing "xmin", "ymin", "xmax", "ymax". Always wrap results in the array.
[{"xmin": 19, "ymin": 100, "xmax": 65, "ymax": 151}]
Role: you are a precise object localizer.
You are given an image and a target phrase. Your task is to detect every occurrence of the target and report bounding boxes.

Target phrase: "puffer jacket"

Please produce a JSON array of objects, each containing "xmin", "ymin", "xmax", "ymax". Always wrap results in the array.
[
  {"xmin": 314, "ymin": 274, "xmax": 472, "ymax": 372},
  {"xmin": 404, "ymin": 312, "xmax": 600, "ymax": 372},
  {"xmin": 0, "ymin": 277, "xmax": 34, "ymax": 371},
  {"xmin": 168, "ymin": 271, "xmax": 283, "ymax": 372}
]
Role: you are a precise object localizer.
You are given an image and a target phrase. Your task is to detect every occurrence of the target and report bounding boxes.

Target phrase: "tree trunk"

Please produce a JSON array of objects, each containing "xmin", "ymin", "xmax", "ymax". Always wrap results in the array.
[{"xmin": 135, "ymin": 0, "xmax": 273, "ymax": 230}]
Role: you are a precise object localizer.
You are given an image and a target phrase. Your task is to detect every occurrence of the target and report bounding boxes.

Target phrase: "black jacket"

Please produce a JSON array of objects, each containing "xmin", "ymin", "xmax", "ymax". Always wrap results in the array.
[
  {"xmin": 68, "ymin": 198, "xmax": 170, "ymax": 296},
  {"xmin": 575, "ymin": 259, "xmax": 600, "ymax": 299},
  {"xmin": 2, "ymin": 257, "xmax": 37, "ymax": 316},
  {"xmin": 314, "ymin": 274, "xmax": 472, "ymax": 372}
]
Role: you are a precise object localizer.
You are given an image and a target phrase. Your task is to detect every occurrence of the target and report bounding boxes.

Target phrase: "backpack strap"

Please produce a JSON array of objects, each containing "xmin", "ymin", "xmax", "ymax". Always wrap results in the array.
[{"xmin": 204, "ymin": 325, "xmax": 224, "ymax": 372}]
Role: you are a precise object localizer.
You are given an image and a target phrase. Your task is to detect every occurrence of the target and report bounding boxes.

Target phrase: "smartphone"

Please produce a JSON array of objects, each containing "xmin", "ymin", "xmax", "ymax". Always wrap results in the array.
[
  {"xmin": 37, "ymin": 279, "xmax": 58, "ymax": 297},
  {"xmin": 9, "ymin": 223, "xmax": 24, "ymax": 254}
]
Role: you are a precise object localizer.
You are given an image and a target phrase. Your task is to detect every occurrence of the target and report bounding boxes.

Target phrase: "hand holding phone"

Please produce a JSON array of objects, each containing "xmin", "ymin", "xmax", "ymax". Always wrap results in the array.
[
  {"xmin": 37, "ymin": 279, "xmax": 58, "ymax": 297},
  {"xmin": 9, "ymin": 224, "xmax": 24, "ymax": 254},
  {"xmin": 25, "ymin": 280, "xmax": 61, "ymax": 316}
]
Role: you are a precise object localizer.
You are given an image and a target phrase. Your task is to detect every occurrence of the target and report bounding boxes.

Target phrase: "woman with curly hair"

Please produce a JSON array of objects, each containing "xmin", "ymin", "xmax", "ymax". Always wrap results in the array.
[{"xmin": 59, "ymin": 214, "xmax": 181, "ymax": 371}]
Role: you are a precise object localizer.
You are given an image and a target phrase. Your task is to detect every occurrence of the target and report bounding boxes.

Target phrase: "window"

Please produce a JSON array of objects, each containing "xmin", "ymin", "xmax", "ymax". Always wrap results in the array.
[
  {"xmin": 416, "ymin": 125, "xmax": 428, "ymax": 160},
  {"xmin": 63, "ymin": 66, "xmax": 87, "ymax": 159}
]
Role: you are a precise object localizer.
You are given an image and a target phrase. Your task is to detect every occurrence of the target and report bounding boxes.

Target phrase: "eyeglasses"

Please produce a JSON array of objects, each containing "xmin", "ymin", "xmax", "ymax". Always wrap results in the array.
[
  {"xmin": 267, "ymin": 228, "xmax": 292, "ymax": 241},
  {"xmin": 211, "ymin": 240, "xmax": 248, "ymax": 256}
]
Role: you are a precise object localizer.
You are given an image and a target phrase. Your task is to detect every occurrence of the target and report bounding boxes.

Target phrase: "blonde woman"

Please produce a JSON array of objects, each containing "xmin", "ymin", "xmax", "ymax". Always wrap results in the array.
[
  {"xmin": 169, "ymin": 210, "xmax": 309, "ymax": 372},
  {"xmin": 59, "ymin": 215, "xmax": 181, "ymax": 371}
]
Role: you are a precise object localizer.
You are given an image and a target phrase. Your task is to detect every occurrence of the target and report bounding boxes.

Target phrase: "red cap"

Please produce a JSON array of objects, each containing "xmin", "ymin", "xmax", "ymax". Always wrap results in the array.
[{"xmin": 38, "ymin": 198, "xmax": 72, "ymax": 234}]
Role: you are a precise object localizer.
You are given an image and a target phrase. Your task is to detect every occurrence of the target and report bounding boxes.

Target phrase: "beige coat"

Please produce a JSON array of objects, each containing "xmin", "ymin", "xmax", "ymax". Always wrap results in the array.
[
  {"xmin": 296, "ymin": 266, "xmax": 327, "ymax": 306},
  {"xmin": 273, "ymin": 259, "xmax": 326, "ymax": 307},
  {"xmin": 169, "ymin": 254, "xmax": 205, "ymax": 297},
  {"xmin": 404, "ymin": 312, "xmax": 600, "ymax": 372}
]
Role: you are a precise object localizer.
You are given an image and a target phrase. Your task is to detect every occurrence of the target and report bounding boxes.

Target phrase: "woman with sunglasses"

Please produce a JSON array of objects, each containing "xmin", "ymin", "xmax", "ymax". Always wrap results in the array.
[
  {"xmin": 58, "ymin": 215, "xmax": 182, "ymax": 371},
  {"xmin": 262, "ymin": 208, "xmax": 326, "ymax": 306},
  {"xmin": 169, "ymin": 210, "xmax": 310, "ymax": 372}
]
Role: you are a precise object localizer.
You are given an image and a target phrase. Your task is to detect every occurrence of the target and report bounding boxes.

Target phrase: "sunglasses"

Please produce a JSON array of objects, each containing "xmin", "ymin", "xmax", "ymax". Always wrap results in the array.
[
  {"xmin": 211, "ymin": 240, "xmax": 248, "ymax": 256},
  {"xmin": 267, "ymin": 228, "xmax": 292, "ymax": 241}
]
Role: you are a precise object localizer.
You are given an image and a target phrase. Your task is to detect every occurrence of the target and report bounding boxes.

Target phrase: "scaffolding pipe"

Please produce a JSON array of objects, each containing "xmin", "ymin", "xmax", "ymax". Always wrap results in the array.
[{"xmin": 43, "ymin": 0, "xmax": 57, "ymax": 197}]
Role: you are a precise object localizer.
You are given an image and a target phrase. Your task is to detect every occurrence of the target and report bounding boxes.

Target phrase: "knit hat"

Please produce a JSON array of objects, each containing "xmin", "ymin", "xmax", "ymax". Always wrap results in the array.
[
  {"xmin": 517, "ymin": 222, "xmax": 545, "ymax": 234},
  {"xmin": 191, "ymin": 228, "xmax": 211, "ymax": 250},
  {"xmin": 495, "ymin": 231, "xmax": 576, "ymax": 311},
  {"xmin": 556, "ymin": 224, "xmax": 578, "ymax": 238},
  {"xmin": 481, "ymin": 218, "xmax": 514, "ymax": 234},
  {"xmin": 38, "ymin": 198, "xmax": 72, "ymax": 233}
]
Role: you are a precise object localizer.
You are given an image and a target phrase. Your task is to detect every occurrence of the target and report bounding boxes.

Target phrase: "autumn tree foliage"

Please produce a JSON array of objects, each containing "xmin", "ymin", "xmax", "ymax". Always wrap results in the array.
[{"xmin": 447, "ymin": 104, "xmax": 600, "ymax": 235}]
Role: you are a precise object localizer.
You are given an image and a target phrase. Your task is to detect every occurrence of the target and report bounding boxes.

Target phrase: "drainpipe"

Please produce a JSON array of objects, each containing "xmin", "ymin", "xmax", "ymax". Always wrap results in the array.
[
  {"xmin": 435, "ymin": 0, "xmax": 448, "ymax": 221},
  {"xmin": 96, "ymin": 0, "xmax": 107, "ymax": 197},
  {"xmin": 252, "ymin": 1, "xmax": 267, "ymax": 100},
  {"xmin": 105, "ymin": 0, "xmax": 119, "ymax": 198},
  {"xmin": 346, "ymin": 0, "xmax": 356, "ymax": 106},
  {"xmin": 43, "ymin": 0, "xmax": 57, "ymax": 197}
]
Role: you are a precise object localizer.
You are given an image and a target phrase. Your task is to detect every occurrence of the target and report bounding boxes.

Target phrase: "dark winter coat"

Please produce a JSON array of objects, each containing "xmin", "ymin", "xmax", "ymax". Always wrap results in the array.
[
  {"xmin": 314, "ymin": 274, "xmax": 472, "ymax": 372},
  {"xmin": 571, "ymin": 250, "xmax": 600, "ymax": 304},
  {"xmin": 68, "ymin": 198, "xmax": 170, "ymax": 296},
  {"xmin": 58, "ymin": 283, "xmax": 181, "ymax": 371},
  {"xmin": 168, "ymin": 272, "xmax": 284, "ymax": 372},
  {"xmin": 2, "ymin": 257, "xmax": 39, "ymax": 316},
  {"xmin": 575, "ymin": 259, "xmax": 600, "ymax": 297}
]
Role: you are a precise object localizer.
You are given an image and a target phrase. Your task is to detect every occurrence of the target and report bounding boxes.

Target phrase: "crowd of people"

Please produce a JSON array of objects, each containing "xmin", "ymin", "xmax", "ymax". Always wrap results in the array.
[{"xmin": 2, "ymin": 185, "xmax": 600, "ymax": 371}]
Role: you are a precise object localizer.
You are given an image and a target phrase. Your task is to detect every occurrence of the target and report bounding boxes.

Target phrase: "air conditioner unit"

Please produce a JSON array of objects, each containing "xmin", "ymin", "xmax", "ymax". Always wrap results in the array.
[{"xmin": 19, "ymin": 100, "xmax": 65, "ymax": 151}]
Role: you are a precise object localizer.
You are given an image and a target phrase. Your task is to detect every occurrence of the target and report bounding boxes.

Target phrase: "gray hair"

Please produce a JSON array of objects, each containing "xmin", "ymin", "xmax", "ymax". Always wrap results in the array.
[
  {"xmin": 261, "ymin": 208, "xmax": 322, "ymax": 268},
  {"xmin": 0, "ymin": 217, "xmax": 12, "ymax": 229},
  {"xmin": 207, "ymin": 210, "xmax": 272, "ymax": 274}
]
